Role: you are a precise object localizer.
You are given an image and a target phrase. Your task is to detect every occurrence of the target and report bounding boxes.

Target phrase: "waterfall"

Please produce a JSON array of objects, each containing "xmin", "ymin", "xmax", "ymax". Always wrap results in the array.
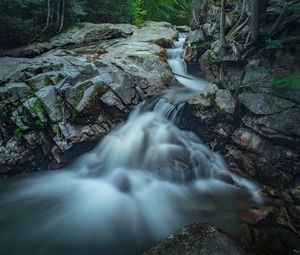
[{"xmin": 0, "ymin": 34, "xmax": 261, "ymax": 255}]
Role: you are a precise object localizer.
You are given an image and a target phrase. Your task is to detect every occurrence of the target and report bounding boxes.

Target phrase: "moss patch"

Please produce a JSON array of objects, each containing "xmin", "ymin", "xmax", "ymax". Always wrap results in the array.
[
  {"xmin": 35, "ymin": 119, "xmax": 45, "ymax": 129},
  {"xmin": 44, "ymin": 76, "xmax": 53, "ymax": 86},
  {"xmin": 33, "ymin": 98, "xmax": 45, "ymax": 114},
  {"xmin": 54, "ymin": 125, "xmax": 63, "ymax": 139},
  {"xmin": 14, "ymin": 128, "xmax": 23, "ymax": 141},
  {"xmin": 272, "ymin": 73, "xmax": 300, "ymax": 90}
]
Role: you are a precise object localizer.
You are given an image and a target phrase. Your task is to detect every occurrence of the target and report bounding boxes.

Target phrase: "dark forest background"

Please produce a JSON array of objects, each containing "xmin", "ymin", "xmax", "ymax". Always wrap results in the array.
[{"xmin": 0, "ymin": 0, "xmax": 192, "ymax": 48}]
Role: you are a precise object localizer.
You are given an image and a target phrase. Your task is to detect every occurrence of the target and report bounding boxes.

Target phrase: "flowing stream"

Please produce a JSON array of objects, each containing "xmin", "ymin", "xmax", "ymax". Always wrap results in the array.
[{"xmin": 0, "ymin": 34, "xmax": 261, "ymax": 255}]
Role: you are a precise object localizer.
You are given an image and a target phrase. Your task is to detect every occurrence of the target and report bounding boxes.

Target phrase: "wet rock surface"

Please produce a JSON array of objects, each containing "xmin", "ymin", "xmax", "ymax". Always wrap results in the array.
[
  {"xmin": 0, "ymin": 22, "xmax": 178, "ymax": 175},
  {"xmin": 181, "ymin": 1, "xmax": 300, "ymax": 254},
  {"xmin": 143, "ymin": 223, "xmax": 249, "ymax": 255}
]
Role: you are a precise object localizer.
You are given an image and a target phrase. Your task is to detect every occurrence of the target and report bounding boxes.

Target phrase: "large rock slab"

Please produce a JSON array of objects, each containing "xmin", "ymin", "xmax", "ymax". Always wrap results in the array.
[
  {"xmin": 216, "ymin": 89, "xmax": 236, "ymax": 115},
  {"xmin": 2, "ymin": 23, "xmax": 137, "ymax": 58},
  {"xmin": 143, "ymin": 223, "xmax": 249, "ymax": 255},
  {"xmin": 0, "ymin": 21, "xmax": 178, "ymax": 176},
  {"xmin": 243, "ymin": 107, "xmax": 300, "ymax": 145},
  {"xmin": 128, "ymin": 21, "xmax": 178, "ymax": 48},
  {"xmin": 239, "ymin": 92, "xmax": 296, "ymax": 115}
]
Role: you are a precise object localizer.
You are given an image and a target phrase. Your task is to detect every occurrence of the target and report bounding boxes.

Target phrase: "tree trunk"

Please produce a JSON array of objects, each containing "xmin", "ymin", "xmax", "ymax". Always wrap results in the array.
[
  {"xmin": 261, "ymin": 0, "xmax": 269, "ymax": 15},
  {"xmin": 58, "ymin": 0, "xmax": 65, "ymax": 33},
  {"xmin": 238, "ymin": 0, "xmax": 247, "ymax": 23},
  {"xmin": 192, "ymin": 0, "xmax": 210, "ymax": 28},
  {"xmin": 192, "ymin": 0, "xmax": 202, "ymax": 28},
  {"xmin": 220, "ymin": 0, "xmax": 226, "ymax": 48},
  {"xmin": 43, "ymin": 0, "xmax": 52, "ymax": 32},
  {"xmin": 56, "ymin": 0, "xmax": 61, "ymax": 29},
  {"xmin": 251, "ymin": 0, "xmax": 261, "ymax": 45}
]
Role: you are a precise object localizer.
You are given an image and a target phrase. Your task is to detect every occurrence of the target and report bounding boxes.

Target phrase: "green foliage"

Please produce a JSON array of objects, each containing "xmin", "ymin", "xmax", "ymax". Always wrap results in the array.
[
  {"xmin": 14, "ymin": 128, "xmax": 23, "ymax": 141},
  {"xmin": 272, "ymin": 73, "xmax": 300, "ymax": 90},
  {"xmin": 132, "ymin": 0, "xmax": 147, "ymax": 26},
  {"xmin": 0, "ymin": 0, "xmax": 192, "ymax": 47},
  {"xmin": 142, "ymin": 0, "xmax": 192, "ymax": 25},
  {"xmin": 265, "ymin": 36, "xmax": 300, "ymax": 49},
  {"xmin": 81, "ymin": 0, "xmax": 133, "ymax": 24}
]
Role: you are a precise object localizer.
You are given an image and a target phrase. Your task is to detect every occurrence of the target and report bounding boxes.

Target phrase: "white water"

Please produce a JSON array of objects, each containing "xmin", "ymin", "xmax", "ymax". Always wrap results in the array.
[{"xmin": 0, "ymin": 34, "xmax": 261, "ymax": 255}]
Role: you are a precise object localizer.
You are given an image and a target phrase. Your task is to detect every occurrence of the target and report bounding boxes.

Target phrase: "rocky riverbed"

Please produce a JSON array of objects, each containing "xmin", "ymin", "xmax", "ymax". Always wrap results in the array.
[{"xmin": 0, "ymin": 16, "xmax": 299, "ymax": 255}]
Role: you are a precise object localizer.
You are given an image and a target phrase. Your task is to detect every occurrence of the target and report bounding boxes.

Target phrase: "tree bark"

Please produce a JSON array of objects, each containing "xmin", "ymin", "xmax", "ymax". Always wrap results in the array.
[
  {"xmin": 220, "ymin": 0, "xmax": 226, "ymax": 48},
  {"xmin": 251, "ymin": 0, "xmax": 261, "ymax": 45},
  {"xmin": 192, "ymin": 0, "xmax": 210, "ymax": 28},
  {"xmin": 43, "ymin": 0, "xmax": 52, "ymax": 32},
  {"xmin": 261, "ymin": 0, "xmax": 269, "ymax": 15},
  {"xmin": 56, "ymin": 0, "xmax": 61, "ymax": 29},
  {"xmin": 58, "ymin": 0, "xmax": 65, "ymax": 33},
  {"xmin": 192, "ymin": 0, "xmax": 202, "ymax": 28}
]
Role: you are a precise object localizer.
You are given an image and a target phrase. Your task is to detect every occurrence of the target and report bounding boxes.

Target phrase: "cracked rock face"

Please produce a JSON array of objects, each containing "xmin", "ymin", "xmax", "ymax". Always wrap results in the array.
[{"xmin": 0, "ymin": 21, "xmax": 178, "ymax": 175}]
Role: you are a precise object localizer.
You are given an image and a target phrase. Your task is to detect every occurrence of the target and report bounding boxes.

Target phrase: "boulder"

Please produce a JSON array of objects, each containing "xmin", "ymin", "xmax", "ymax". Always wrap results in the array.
[
  {"xmin": 143, "ymin": 223, "xmax": 249, "ymax": 255},
  {"xmin": 2, "ymin": 23, "xmax": 137, "ymax": 58},
  {"xmin": 239, "ymin": 92, "xmax": 295, "ymax": 115},
  {"xmin": 215, "ymin": 90, "xmax": 236, "ymax": 115},
  {"xmin": 243, "ymin": 107, "xmax": 300, "ymax": 146},
  {"xmin": 128, "ymin": 21, "xmax": 178, "ymax": 48}
]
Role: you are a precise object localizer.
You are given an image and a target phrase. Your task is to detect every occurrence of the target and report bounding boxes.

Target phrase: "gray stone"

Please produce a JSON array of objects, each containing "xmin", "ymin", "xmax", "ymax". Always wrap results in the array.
[
  {"xmin": 215, "ymin": 90, "xmax": 236, "ymax": 114},
  {"xmin": 231, "ymin": 128, "xmax": 267, "ymax": 154},
  {"xmin": 35, "ymin": 86, "xmax": 64, "ymax": 123},
  {"xmin": 143, "ymin": 223, "xmax": 249, "ymax": 255},
  {"xmin": 243, "ymin": 107, "xmax": 300, "ymax": 144},
  {"xmin": 176, "ymin": 25, "xmax": 191, "ymax": 33},
  {"xmin": 2, "ymin": 23, "xmax": 137, "ymax": 58},
  {"xmin": 239, "ymin": 92, "xmax": 295, "ymax": 115},
  {"xmin": 128, "ymin": 21, "xmax": 178, "ymax": 48},
  {"xmin": 186, "ymin": 29, "xmax": 205, "ymax": 44},
  {"xmin": 1, "ymin": 82, "xmax": 32, "ymax": 102}
]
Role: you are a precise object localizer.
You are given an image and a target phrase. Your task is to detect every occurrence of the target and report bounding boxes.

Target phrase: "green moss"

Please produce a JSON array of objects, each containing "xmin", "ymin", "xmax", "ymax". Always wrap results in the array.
[
  {"xmin": 197, "ymin": 93, "xmax": 224, "ymax": 115},
  {"xmin": 44, "ymin": 76, "xmax": 52, "ymax": 86},
  {"xmin": 272, "ymin": 73, "xmax": 300, "ymax": 90},
  {"xmin": 11, "ymin": 100, "xmax": 20, "ymax": 107},
  {"xmin": 54, "ymin": 125, "xmax": 63, "ymax": 139},
  {"xmin": 35, "ymin": 119, "xmax": 45, "ymax": 129},
  {"xmin": 14, "ymin": 128, "xmax": 23, "ymax": 141},
  {"xmin": 234, "ymin": 84, "xmax": 241, "ymax": 96},
  {"xmin": 73, "ymin": 90, "xmax": 84, "ymax": 105},
  {"xmin": 27, "ymin": 79, "xmax": 36, "ymax": 90},
  {"xmin": 196, "ymin": 104, "xmax": 205, "ymax": 114},
  {"xmin": 33, "ymin": 98, "xmax": 44, "ymax": 114}
]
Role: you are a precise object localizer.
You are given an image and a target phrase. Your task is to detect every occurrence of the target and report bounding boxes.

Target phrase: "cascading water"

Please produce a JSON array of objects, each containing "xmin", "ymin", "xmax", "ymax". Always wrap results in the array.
[{"xmin": 0, "ymin": 34, "xmax": 261, "ymax": 255}]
